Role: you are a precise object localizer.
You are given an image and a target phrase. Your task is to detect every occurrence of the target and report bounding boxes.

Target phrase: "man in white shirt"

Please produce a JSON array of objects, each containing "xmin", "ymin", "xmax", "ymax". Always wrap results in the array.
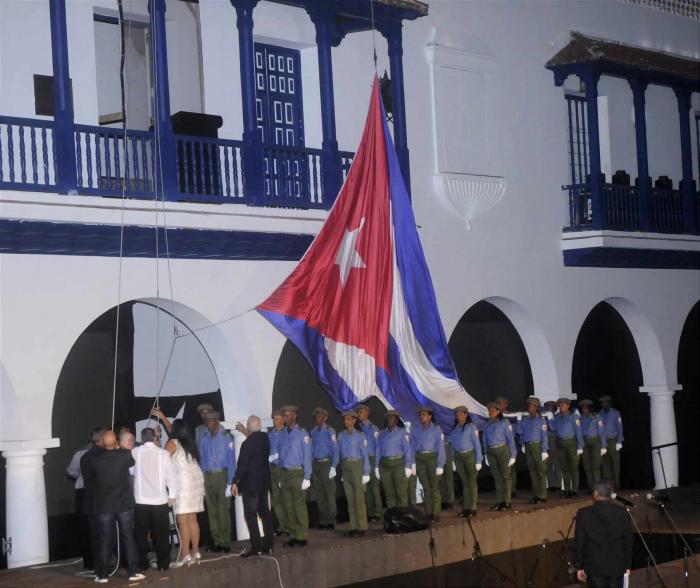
[{"xmin": 132, "ymin": 427, "xmax": 177, "ymax": 571}]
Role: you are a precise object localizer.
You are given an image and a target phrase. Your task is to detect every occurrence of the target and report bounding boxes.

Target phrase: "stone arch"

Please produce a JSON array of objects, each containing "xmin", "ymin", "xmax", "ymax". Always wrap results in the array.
[{"xmin": 676, "ymin": 301, "xmax": 700, "ymax": 484}]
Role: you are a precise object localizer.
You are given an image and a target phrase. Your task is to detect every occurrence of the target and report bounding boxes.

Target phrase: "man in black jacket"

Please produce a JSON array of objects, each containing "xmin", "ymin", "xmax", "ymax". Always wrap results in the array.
[
  {"xmin": 79, "ymin": 427, "xmax": 106, "ymax": 570},
  {"xmin": 231, "ymin": 415, "xmax": 273, "ymax": 557},
  {"xmin": 574, "ymin": 480, "xmax": 632, "ymax": 588}
]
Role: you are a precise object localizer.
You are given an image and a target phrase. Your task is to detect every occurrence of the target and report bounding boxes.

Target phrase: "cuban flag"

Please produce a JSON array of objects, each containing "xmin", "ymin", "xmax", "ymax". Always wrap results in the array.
[{"xmin": 257, "ymin": 79, "xmax": 486, "ymax": 430}]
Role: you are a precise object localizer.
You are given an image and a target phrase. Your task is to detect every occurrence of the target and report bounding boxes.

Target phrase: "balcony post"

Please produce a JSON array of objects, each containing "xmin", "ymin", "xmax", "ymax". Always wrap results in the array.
[
  {"xmin": 629, "ymin": 79, "xmax": 651, "ymax": 231},
  {"xmin": 48, "ymin": 0, "xmax": 77, "ymax": 194},
  {"xmin": 674, "ymin": 86, "xmax": 698, "ymax": 234},
  {"xmin": 582, "ymin": 68, "xmax": 603, "ymax": 229},
  {"xmin": 307, "ymin": 4, "xmax": 343, "ymax": 205},
  {"xmin": 379, "ymin": 20, "xmax": 411, "ymax": 198},
  {"xmin": 149, "ymin": 0, "xmax": 178, "ymax": 200},
  {"xmin": 231, "ymin": 0, "xmax": 265, "ymax": 205}
]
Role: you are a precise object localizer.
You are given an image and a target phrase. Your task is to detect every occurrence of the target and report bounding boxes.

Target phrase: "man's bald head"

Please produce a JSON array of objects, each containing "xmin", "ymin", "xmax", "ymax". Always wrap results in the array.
[{"xmin": 103, "ymin": 430, "xmax": 117, "ymax": 450}]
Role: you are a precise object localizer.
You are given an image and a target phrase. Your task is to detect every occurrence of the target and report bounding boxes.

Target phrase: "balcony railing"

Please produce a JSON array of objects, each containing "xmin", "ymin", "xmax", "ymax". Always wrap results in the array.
[
  {"xmin": 0, "ymin": 117, "xmax": 354, "ymax": 210},
  {"xmin": 565, "ymin": 181, "xmax": 696, "ymax": 234}
]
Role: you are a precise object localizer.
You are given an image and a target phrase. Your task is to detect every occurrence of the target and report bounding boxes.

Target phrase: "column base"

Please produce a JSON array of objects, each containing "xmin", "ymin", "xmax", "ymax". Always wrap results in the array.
[{"xmin": 640, "ymin": 385, "xmax": 681, "ymax": 491}]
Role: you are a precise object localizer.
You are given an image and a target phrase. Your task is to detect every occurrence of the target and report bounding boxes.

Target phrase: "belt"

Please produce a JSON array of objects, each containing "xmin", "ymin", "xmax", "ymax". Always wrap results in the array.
[
  {"xmin": 584, "ymin": 436, "xmax": 600, "ymax": 441},
  {"xmin": 525, "ymin": 441, "xmax": 541, "ymax": 445},
  {"xmin": 416, "ymin": 450, "xmax": 436, "ymax": 455},
  {"xmin": 204, "ymin": 468, "xmax": 226, "ymax": 474},
  {"xmin": 342, "ymin": 458, "xmax": 361, "ymax": 462},
  {"xmin": 282, "ymin": 466, "xmax": 303, "ymax": 471},
  {"xmin": 487, "ymin": 443, "xmax": 505, "ymax": 449},
  {"xmin": 455, "ymin": 449, "xmax": 474, "ymax": 454},
  {"xmin": 313, "ymin": 458, "xmax": 331, "ymax": 462},
  {"xmin": 381, "ymin": 455, "xmax": 404, "ymax": 461},
  {"xmin": 558, "ymin": 436, "xmax": 574, "ymax": 440}
]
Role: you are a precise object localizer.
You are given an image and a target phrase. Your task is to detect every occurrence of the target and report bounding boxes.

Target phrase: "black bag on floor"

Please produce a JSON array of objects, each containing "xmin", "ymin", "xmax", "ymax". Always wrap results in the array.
[{"xmin": 383, "ymin": 506, "xmax": 430, "ymax": 534}]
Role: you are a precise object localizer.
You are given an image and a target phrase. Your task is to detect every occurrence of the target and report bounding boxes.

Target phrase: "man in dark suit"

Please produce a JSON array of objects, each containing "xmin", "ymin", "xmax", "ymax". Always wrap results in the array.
[
  {"xmin": 574, "ymin": 479, "xmax": 633, "ymax": 588},
  {"xmin": 231, "ymin": 415, "xmax": 274, "ymax": 557}
]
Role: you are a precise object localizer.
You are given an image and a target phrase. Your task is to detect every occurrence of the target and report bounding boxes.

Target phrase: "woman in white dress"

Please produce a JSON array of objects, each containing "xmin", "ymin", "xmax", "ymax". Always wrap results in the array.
[{"xmin": 151, "ymin": 410, "xmax": 205, "ymax": 567}]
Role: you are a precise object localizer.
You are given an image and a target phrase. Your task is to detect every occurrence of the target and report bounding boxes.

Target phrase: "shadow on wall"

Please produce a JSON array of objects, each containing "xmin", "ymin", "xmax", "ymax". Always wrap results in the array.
[
  {"xmin": 676, "ymin": 301, "xmax": 700, "ymax": 485},
  {"xmin": 572, "ymin": 301, "xmax": 653, "ymax": 489}
]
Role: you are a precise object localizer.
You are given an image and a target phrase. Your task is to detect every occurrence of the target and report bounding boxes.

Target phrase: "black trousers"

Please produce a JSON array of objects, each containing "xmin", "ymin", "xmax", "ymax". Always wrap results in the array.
[
  {"xmin": 95, "ymin": 510, "xmax": 139, "ymax": 578},
  {"xmin": 134, "ymin": 503, "xmax": 171, "ymax": 570},
  {"xmin": 242, "ymin": 492, "xmax": 274, "ymax": 551},
  {"xmin": 588, "ymin": 575, "xmax": 624, "ymax": 588},
  {"xmin": 75, "ymin": 490, "xmax": 93, "ymax": 568}
]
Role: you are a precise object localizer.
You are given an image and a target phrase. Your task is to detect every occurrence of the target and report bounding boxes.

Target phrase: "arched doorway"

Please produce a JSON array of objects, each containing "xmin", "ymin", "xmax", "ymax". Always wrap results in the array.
[
  {"xmin": 571, "ymin": 302, "xmax": 653, "ymax": 489},
  {"xmin": 448, "ymin": 300, "xmax": 534, "ymax": 410},
  {"xmin": 676, "ymin": 302, "xmax": 700, "ymax": 485},
  {"xmin": 47, "ymin": 300, "xmax": 222, "ymax": 560}
]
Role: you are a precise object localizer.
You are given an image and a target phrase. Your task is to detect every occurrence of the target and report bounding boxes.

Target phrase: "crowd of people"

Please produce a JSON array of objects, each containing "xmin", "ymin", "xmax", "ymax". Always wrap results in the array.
[{"xmin": 66, "ymin": 395, "xmax": 624, "ymax": 580}]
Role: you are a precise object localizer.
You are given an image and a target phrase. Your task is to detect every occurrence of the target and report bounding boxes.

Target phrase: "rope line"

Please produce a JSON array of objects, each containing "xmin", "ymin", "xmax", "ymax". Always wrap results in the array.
[{"xmin": 369, "ymin": 0, "xmax": 378, "ymax": 73}]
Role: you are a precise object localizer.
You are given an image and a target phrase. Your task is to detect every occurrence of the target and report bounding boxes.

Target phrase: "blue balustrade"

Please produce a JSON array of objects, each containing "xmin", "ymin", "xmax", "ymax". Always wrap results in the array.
[
  {"xmin": 0, "ymin": 116, "xmax": 58, "ymax": 191},
  {"xmin": 263, "ymin": 145, "xmax": 324, "ymax": 208}
]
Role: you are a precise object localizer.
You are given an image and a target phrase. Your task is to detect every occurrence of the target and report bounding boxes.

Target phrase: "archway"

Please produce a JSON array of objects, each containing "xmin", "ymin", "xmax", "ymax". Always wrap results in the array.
[
  {"xmin": 47, "ymin": 300, "xmax": 222, "ymax": 560},
  {"xmin": 571, "ymin": 301, "xmax": 652, "ymax": 489},
  {"xmin": 676, "ymin": 302, "xmax": 700, "ymax": 485}
]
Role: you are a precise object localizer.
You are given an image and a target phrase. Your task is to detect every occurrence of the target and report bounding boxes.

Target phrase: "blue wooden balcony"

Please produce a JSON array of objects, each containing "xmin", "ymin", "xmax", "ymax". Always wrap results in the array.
[{"xmin": 0, "ymin": 115, "xmax": 353, "ymax": 210}]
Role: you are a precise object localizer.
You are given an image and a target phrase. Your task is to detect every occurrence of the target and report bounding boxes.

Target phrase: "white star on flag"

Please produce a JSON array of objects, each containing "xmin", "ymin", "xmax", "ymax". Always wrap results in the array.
[{"xmin": 335, "ymin": 218, "xmax": 366, "ymax": 287}]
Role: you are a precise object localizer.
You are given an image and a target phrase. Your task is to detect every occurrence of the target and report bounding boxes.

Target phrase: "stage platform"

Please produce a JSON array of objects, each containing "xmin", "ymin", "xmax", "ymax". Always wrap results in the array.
[{"xmin": 1, "ymin": 487, "xmax": 698, "ymax": 588}]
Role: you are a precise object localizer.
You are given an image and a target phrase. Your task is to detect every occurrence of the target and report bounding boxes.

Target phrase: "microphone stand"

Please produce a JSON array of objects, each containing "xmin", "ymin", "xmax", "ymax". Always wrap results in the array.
[
  {"xmin": 420, "ymin": 489, "xmax": 438, "ymax": 588},
  {"xmin": 465, "ymin": 515, "xmax": 517, "ymax": 586},
  {"xmin": 649, "ymin": 500, "xmax": 699, "ymax": 579},
  {"xmin": 625, "ymin": 506, "xmax": 666, "ymax": 588}
]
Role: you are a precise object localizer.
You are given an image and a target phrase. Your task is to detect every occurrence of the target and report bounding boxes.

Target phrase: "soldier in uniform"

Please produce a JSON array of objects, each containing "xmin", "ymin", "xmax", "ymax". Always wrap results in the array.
[
  {"xmin": 197, "ymin": 411, "xmax": 236, "ymax": 552},
  {"xmin": 278, "ymin": 405, "xmax": 312, "ymax": 547},
  {"xmin": 309, "ymin": 407, "xmax": 339, "ymax": 530},
  {"xmin": 543, "ymin": 400, "xmax": 563, "ymax": 490},
  {"xmin": 579, "ymin": 399, "xmax": 607, "ymax": 492},
  {"xmin": 410, "ymin": 406, "xmax": 445, "ymax": 521},
  {"xmin": 357, "ymin": 404, "xmax": 382, "ymax": 522},
  {"xmin": 515, "ymin": 397, "xmax": 549, "ymax": 504},
  {"xmin": 338, "ymin": 410, "xmax": 371, "ymax": 537},
  {"xmin": 268, "ymin": 409, "xmax": 289, "ymax": 537},
  {"xmin": 496, "ymin": 396, "xmax": 518, "ymax": 496},
  {"xmin": 449, "ymin": 406, "xmax": 482, "ymax": 517},
  {"xmin": 598, "ymin": 395, "xmax": 624, "ymax": 489},
  {"xmin": 376, "ymin": 410, "xmax": 412, "ymax": 508},
  {"xmin": 404, "ymin": 420, "xmax": 418, "ymax": 507},
  {"xmin": 194, "ymin": 403, "xmax": 219, "ymax": 444},
  {"xmin": 548, "ymin": 398, "xmax": 583, "ymax": 497},
  {"xmin": 484, "ymin": 402, "xmax": 517, "ymax": 511},
  {"xmin": 439, "ymin": 432, "xmax": 455, "ymax": 510}
]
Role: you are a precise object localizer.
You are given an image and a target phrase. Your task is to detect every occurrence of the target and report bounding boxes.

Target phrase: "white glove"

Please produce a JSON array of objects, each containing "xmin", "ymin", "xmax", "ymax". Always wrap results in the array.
[
  {"xmin": 545, "ymin": 412, "xmax": 554, "ymax": 420},
  {"xmin": 362, "ymin": 474, "xmax": 370, "ymax": 485},
  {"xmin": 301, "ymin": 479, "xmax": 311, "ymax": 491},
  {"xmin": 374, "ymin": 467, "xmax": 380, "ymax": 480},
  {"xmin": 601, "ymin": 448, "xmax": 607, "ymax": 456},
  {"xmin": 541, "ymin": 452, "xmax": 549, "ymax": 462},
  {"xmin": 516, "ymin": 413, "xmax": 522, "ymax": 422},
  {"xmin": 404, "ymin": 467, "xmax": 412, "ymax": 479},
  {"xmin": 521, "ymin": 445, "xmax": 526, "ymax": 454},
  {"xmin": 329, "ymin": 466, "xmax": 337, "ymax": 479},
  {"xmin": 576, "ymin": 449, "xmax": 583, "ymax": 456},
  {"xmin": 436, "ymin": 467, "xmax": 444, "ymax": 476},
  {"xmin": 616, "ymin": 443, "xmax": 622, "ymax": 451},
  {"xmin": 484, "ymin": 456, "xmax": 489, "ymax": 467},
  {"xmin": 268, "ymin": 453, "xmax": 279, "ymax": 463},
  {"xmin": 508, "ymin": 457, "xmax": 516, "ymax": 467},
  {"xmin": 411, "ymin": 464, "xmax": 416, "ymax": 476},
  {"xmin": 475, "ymin": 463, "xmax": 482, "ymax": 472},
  {"xmin": 452, "ymin": 462, "xmax": 457, "ymax": 472}
]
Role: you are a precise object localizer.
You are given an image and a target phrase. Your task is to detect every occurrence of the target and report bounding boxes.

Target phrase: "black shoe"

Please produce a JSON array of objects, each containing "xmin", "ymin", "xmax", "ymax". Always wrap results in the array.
[
  {"xmin": 317, "ymin": 524, "xmax": 327, "ymax": 530},
  {"xmin": 221, "ymin": 546, "xmax": 231, "ymax": 553},
  {"xmin": 355, "ymin": 530, "xmax": 365, "ymax": 537},
  {"xmin": 533, "ymin": 497, "xmax": 547, "ymax": 504},
  {"xmin": 344, "ymin": 530, "xmax": 358, "ymax": 538},
  {"xmin": 206, "ymin": 545, "xmax": 222, "ymax": 553},
  {"xmin": 489, "ymin": 503, "xmax": 501, "ymax": 511},
  {"xmin": 295, "ymin": 540, "xmax": 307, "ymax": 547},
  {"xmin": 262, "ymin": 546, "xmax": 273, "ymax": 555},
  {"xmin": 368, "ymin": 516, "xmax": 382, "ymax": 523},
  {"xmin": 274, "ymin": 531, "xmax": 290, "ymax": 537},
  {"xmin": 457, "ymin": 510, "xmax": 468, "ymax": 518},
  {"xmin": 431, "ymin": 514, "xmax": 440, "ymax": 522},
  {"xmin": 468, "ymin": 509, "xmax": 477, "ymax": 517},
  {"xmin": 500, "ymin": 503, "xmax": 512, "ymax": 511},
  {"xmin": 441, "ymin": 503, "xmax": 453, "ymax": 510},
  {"xmin": 570, "ymin": 491, "xmax": 578, "ymax": 498},
  {"xmin": 241, "ymin": 549, "xmax": 261, "ymax": 558},
  {"xmin": 284, "ymin": 539, "xmax": 298, "ymax": 547},
  {"xmin": 511, "ymin": 492, "xmax": 518, "ymax": 498}
]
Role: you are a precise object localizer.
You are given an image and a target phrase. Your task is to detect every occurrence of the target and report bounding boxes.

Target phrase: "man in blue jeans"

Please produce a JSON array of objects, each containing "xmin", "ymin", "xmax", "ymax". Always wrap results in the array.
[{"xmin": 90, "ymin": 430, "xmax": 145, "ymax": 583}]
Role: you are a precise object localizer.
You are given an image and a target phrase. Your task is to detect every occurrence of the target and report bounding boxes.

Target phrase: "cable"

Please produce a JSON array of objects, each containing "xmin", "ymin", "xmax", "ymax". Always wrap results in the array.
[
  {"xmin": 260, "ymin": 555, "xmax": 285, "ymax": 588},
  {"xmin": 174, "ymin": 305, "xmax": 257, "ymax": 338},
  {"xmin": 368, "ymin": 0, "xmax": 378, "ymax": 73}
]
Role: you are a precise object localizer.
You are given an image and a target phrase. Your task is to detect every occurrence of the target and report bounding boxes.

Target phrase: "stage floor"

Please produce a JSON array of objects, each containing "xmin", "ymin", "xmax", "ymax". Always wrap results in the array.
[{"xmin": 1, "ymin": 486, "xmax": 698, "ymax": 588}]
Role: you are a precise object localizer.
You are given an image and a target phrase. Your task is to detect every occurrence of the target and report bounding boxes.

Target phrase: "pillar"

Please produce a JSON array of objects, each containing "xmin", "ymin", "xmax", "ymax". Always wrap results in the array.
[
  {"xmin": 230, "ymin": 0, "xmax": 265, "ymax": 205},
  {"xmin": 581, "ymin": 69, "xmax": 603, "ymax": 229},
  {"xmin": 1, "ymin": 439, "xmax": 60, "ymax": 568},
  {"xmin": 629, "ymin": 79, "xmax": 651, "ymax": 231},
  {"xmin": 640, "ymin": 385, "xmax": 680, "ymax": 490},
  {"xmin": 673, "ymin": 87, "xmax": 698, "ymax": 234},
  {"xmin": 379, "ymin": 20, "xmax": 411, "ymax": 197},
  {"xmin": 48, "ymin": 0, "xmax": 77, "ymax": 194},
  {"xmin": 307, "ymin": 4, "xmax": 343, "ymax": 204}
]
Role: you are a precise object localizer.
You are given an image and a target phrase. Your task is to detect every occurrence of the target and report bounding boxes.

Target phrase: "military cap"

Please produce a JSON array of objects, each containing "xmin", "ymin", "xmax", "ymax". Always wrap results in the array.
[
  {"xmin": 271, "ymin": 409, "xmax": 283, "ymax": 417},
  {"xmin": 598, "ymin": 395, "xmax": 612, "ymax": 403},
  {"xmin": 453, "ymin": 405, "xmax": 469, "ymax": 414},
  {"xmin": 487, "ymin": 402, "xmax": 500, "ymax": 410},
  {"xmin": 557, "ymin": 397, "xmax": 572, "ymax": 405},
  {"xmin": 494, "ymin": 396, "xmax": 509, "ymax": 404},
  {"xmin": 342, "ymin": 410, "xmax": 359, "ymax": 418},
  {"xmin": 356, "ymin": 404, "xmax": 370, "ymax": 412},
  {"xmin": 543, "ymin": 400, "xmax": 558, "ymax": 408},
  {"xmin": 385, "ymin": 410, "xmax": 401, "ymax": 418},
  {"xmin": 578, "ymin": 399, "xmax": 594, "ymax": 406},
  {"xmin": 203, "ymin": 410, "xmax": 221, "ymax": 420},
  {"xmin": 197, "ymin": 403, "xmax": 214, "ymax": 413},
  {"xmin": 312, "ymin": 407, "xmax": 329, "ymax": 417},
  {"xmin": 525, "ymin": 397, "xmax": 541, "ymax": 407},
  {"xmin": 417, "ymin": 405, "xmax": 433, "ymax": 414},
  {"xmin": 281, "ymin": 405, "xmax": 299, "ymax": 413}
]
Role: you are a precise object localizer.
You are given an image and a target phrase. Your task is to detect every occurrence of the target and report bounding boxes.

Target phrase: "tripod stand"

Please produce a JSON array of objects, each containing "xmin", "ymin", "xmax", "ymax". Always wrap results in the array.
[
  {"xmin": 465, "ymin": 515, "xmax": 517, "ymax": 586},
  {"xmin": 649, "ymin": 499, "xmax": 699, "ymax": 587},
  {"xmin": 626, "ymin": 505, "xmax": 666, "ymax": 588}
]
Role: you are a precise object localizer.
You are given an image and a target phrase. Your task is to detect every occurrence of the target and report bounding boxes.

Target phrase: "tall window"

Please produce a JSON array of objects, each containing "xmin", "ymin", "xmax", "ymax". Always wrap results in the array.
[{"xmin": 565, "ymin": 93, "xmax": 590, "ymax": 185}]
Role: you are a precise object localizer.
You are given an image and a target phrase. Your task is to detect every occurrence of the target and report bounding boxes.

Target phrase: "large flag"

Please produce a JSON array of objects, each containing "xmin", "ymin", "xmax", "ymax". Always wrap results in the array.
[{"xmin": 257, "ymin": 79, "xmax": 486, "ymax": 430}]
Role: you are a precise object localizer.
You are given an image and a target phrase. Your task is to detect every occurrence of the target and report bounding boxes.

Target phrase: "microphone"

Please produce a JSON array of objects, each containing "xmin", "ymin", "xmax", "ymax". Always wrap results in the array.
[
  {"xmin": 612, "ymin": 493, "xmax": 635, "ymax": 507},
  {"xmin": 645, "ymin": 493, "xmax": 666, "ymax": 508}
]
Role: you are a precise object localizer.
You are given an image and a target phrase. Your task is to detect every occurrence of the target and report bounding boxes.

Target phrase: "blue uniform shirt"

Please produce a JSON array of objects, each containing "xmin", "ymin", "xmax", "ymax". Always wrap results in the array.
[
  {"xmin": 268, "ymin": 427, "xmax": 286, "ymax": 464},
  {"xmin": 600, "ymin": 408, "xmax": 624, "ymax": 442},
  {"xmin": 515, "ymin": 415, "xmax": 549, "ymax": 452},
  {"xmin": 482, "ymin": 418, "xmax": 517, "ymax": 458},
  {"xmin": 279, "ymin": 424, "xmax": 312, "ymax": 479},
  {"xmin": 581, "ymin": 414, "xmax": 606, "ymax": 444},
  {"xmin": 337, "ymin": 429, "xmax": 370, "ymax": 475},
  {"xmin": 359, "ymin": 420, "xmax": 380, "ymax": 456},
  {"xmin": 376, "ymin": 426, "xmax": 412, "ymax": 467},
  {"xmin": 449, "ymin": 422, "xmax": 483, "ymax": 463},
  {"xmin": 410, "ymin": 422, "xmax": 446, "ymax": 468},
  {"xmin": 197, "ymin": 429, "xmax": 236, "ymax": 484},
  {"xmin": 310, "ymin": 425, "xmax": 340, "ymax": 467},
  {"xmin": 550, "ymin": 412, "xmax": 584, "ymax": 449}
]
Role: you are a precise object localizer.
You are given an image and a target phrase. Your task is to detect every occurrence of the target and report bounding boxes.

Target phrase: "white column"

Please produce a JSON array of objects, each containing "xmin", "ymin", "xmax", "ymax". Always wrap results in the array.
[
  {"xmin": 1, "ymin": 438, "xmax": 60, "ymax": 568},
  {"xmin": 640, "ymin": 385, "xmax": 681, "ymax": 490}
]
